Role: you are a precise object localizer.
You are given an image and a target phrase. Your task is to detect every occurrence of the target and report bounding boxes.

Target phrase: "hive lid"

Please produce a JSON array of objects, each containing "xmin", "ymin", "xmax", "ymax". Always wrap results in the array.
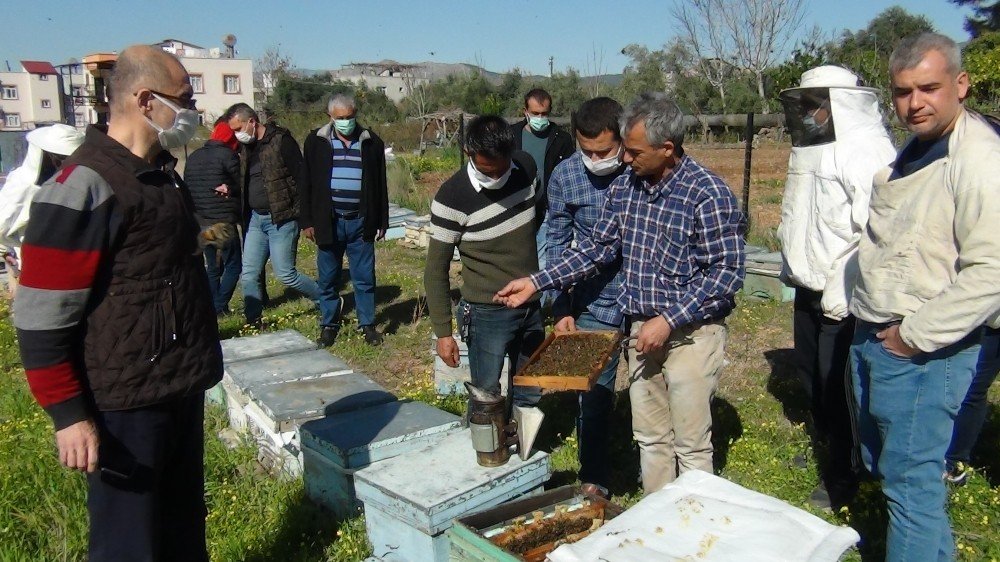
[
  {"xmin": 224, "ymin": 349, "xmax": 352, "ymax": 390},
  {"xmin": 247, "ymin": 372, "xmax": 397, "ymax": 433},
  {"xmin": 220, "ymin": 329, "xmax": 317, "ymax": 364}
]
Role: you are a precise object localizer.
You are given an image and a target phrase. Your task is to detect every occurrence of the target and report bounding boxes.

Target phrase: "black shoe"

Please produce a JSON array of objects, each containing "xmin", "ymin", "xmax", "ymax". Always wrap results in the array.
[
  {"xmin": 808, "ymin": 483, "xmax": 832, "ymax": 511},
  {"xmin": 331, "ymin": 296, "xmax": 344, "ymax": 324},
  {"xmin": 360, "ymin": 325, "xmax": 383, "ymax": 346},
  {"xmin": 944, "ymin": 462, "xmax": 970, "ymax": 487},
  {"xmin": 318, "ymin": 326, "xmax": 339, "ymax": 347}
]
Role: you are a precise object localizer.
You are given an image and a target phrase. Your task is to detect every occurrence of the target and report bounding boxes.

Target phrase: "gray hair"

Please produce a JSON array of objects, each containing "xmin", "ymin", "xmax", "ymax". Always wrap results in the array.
[
  {"xmin": 621, "ymin": 92, "xmax": 686, "ymax": 148},
  {"xmin": 328, "ymin": 92, "xmax": 357, "ymax": 113},
  {"xmin": 889, "ymin": 32, "xmax": 962, "ymax": 78}
]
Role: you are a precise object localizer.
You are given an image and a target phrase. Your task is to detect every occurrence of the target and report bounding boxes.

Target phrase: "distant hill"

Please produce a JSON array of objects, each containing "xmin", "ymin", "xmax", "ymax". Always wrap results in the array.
[{"xmin": 297, "ymin": 61, "xmax": 623, "ymax": 88}]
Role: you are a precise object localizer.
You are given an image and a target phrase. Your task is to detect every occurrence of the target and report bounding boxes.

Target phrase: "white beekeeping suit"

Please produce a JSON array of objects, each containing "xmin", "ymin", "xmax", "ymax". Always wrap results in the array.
[
  {"xmin": 0, "ymin": 124, "xmax": 84, "ymax": 257},
  {"xmin": 777, "ymin": 66, "xmax": 897, "ymax": 319}
]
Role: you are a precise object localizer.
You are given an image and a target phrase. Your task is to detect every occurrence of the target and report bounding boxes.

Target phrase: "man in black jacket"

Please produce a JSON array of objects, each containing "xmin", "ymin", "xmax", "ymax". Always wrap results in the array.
[
  {"xmin": 14, "ymin": 45, "xmax": 222, "ymax": 561},
  {"xmin": 184, "ymin": 121, "xmax": 242, "ymax": 314},
  {"xmin": 226, "ymin": 104, "xmax": 320, "ymax": 326},
  {"xmin": 509, "ymin": 88, "xmax": 574, "ymax": 269},
  {"xmin": 300, "ymin": 93, "xmax": 389, "ymax": 346}
]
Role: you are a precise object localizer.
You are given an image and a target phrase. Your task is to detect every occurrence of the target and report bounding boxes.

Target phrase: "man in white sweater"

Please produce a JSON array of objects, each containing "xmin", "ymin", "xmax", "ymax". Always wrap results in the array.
[
  {"xmin": 849, "ymin": 33, "xmax": 1000, "ymax": 561},
  {"xmin": 777, "ymin": 66, "xmax": 896, "ymax": 510}
]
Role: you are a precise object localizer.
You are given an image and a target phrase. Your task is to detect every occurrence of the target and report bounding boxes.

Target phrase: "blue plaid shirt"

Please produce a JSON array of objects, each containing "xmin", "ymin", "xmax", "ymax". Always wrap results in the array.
[
  {"xmin": 532, "ymin": 154, "xmax": 746, "ymax": 329},
  {"xmin": 546, "ymin": 153, "xmax": 625, "ymax": 326}
]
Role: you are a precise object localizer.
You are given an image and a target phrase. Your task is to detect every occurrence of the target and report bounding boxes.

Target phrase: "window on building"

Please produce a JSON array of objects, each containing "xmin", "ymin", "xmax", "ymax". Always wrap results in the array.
[
  {"xmin": 4, "ymin": 114, "xmax": 21, "ymax": 128},
  {"xmin": 190, "ymin": 74, "xmax": 204, "ymax": 94},
  {"xmin": 74, "ymin": 112, "xmax": 84, "ymax": 126},
  {"xmin": 41, "ymin": 99, "xmax": 52, "ymax": 108},
  {"xmin": 71, "ymin": 64, "xmax": 82, "ymax": 75},
  {"xmin": 376, "ymin": 86, "xmax": 387, "ymax": 95},
  {"xmin": 2, "ymin": 85, "xmax": 18, "ymax": 100},
  {"xmin": 39, "ymin": 74, "xmax": 49, "ymax": 81},
  {"xmin": 197, "ymin": 111, "xmax": 206, "ymax": 126},
  {"xmin": 224, "ymin": 75, "xmax": 241, "ymax": 94}
]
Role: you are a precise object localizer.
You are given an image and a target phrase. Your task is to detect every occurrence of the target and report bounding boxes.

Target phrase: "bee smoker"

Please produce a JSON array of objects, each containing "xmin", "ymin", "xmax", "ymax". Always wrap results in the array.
[{"xmin": 465, "ymin": 382, "xmax": 544, "ymax": 467}]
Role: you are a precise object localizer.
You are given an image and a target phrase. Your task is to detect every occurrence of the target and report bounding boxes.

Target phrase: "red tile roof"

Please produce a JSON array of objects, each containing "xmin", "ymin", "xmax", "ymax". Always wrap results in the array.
[{"xmin": 21, "ymin": 61, "xmax": 58, "ymax": 75}]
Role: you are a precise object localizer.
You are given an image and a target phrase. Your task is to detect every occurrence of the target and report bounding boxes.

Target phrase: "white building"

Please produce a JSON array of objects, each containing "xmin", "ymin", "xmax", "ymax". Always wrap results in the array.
[
  {"xmin": 330, "ymin": 60, "xmax": 431, "ymax": 103},
  {"xmin": 0, "ymin": 61, "xmax": 63, "ymax": 131},
  {"xmin": 62, "ymin": 38, "xmax": 255, "ymax": 129}
]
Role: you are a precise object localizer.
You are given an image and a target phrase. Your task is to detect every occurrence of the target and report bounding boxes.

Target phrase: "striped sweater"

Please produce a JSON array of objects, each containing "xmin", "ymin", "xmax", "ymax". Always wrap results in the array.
[{"xmin": 423, "ymin": 151, "xmax": 541, "ymax": 337}]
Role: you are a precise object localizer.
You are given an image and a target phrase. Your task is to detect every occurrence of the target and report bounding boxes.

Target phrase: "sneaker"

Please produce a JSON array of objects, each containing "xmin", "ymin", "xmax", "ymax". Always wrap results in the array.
[
  {"xmin": 360, "ymin": 325, "xmax": 383, "ymax": 346},
  {"xmin": 944, "ymin": 462, "xmax": 970, "ymax": 487},
  {"xmin": 318, "ymin": 326, "xmax": 339, "ymax": 347}
]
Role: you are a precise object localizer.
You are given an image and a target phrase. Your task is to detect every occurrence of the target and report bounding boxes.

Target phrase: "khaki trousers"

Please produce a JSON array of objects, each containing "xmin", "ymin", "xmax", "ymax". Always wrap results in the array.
[{"xmin": 627, "ymin": 319, "xmax": 727, "ymax": 494}]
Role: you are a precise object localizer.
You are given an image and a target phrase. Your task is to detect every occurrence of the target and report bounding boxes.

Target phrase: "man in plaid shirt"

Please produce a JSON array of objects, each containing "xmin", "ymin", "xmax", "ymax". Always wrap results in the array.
[{"xmin": 497, "ymin": 92, "xmax": 745, "ymax": 493}]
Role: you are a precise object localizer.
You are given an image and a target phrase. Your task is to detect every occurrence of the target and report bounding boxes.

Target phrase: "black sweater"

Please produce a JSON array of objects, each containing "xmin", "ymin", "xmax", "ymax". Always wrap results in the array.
[{"xmin": 184, "ymin": 140, "xmax": 241, "ymax": 225}]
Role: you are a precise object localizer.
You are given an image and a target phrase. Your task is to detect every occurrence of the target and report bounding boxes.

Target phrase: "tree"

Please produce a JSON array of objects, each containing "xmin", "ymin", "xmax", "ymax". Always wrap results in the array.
[
  {"xmin": 952, "ymin": 0, "xmax": 1000, "ymax": 37},
  {"xmin": 767, "ymin": 29, "xmax": 829, "ymax": 97},
  {"xmin": 963, "ymin": 31, "xmax": 1000, "ymax": 110},
  {"xmin": 615, "ymin": 44, "xmax": 668, "ymax": 104},
  {"xmin": 254, "ymin": 46, "xmax": 293, "ymax": 103},
  {"xmin": 671, "ymin": 0, "xmax": 736, "ymax": 112}
]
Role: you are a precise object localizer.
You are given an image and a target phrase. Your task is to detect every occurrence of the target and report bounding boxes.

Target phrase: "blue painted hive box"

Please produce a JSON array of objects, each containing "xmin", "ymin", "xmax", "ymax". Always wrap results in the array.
[
  {"xmin": 300, "ymin": 401, "xmax": 462, "ymax": 519},
  {"xmin": 219, "ymin": 329, "xmax": 318, "ymax": 364},
  {"xmin": 354, "ymin": 429, "xmax": 551, "ymax": 562}
]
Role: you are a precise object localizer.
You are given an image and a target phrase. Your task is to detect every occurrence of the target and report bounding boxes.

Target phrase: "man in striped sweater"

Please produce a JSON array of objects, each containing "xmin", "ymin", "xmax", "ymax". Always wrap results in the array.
[
  {"xmin": 14, "ymin": 46, "xmax": 222, "ymax": 560},
  {"xmin": 424, "ymin": 115, "xmax": 543, "ymax": 405}
]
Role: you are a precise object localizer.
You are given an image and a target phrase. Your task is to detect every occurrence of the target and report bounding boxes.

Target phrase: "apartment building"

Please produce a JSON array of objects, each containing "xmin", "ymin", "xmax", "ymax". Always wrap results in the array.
[{"xmin": 0, "ymin": 61, "xmax": 63, "ymax": 131}]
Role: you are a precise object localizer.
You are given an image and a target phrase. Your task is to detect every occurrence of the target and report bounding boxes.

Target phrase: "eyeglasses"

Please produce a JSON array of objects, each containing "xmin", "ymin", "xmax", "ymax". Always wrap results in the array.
[{"xmin": 137, "ymin": 89, "xmax": 197, "ymax": 110}]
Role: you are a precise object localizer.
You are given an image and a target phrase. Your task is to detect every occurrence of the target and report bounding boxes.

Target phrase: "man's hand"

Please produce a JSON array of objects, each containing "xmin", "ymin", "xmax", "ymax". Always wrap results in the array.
[
  {"xmin": 55, "ymin": 419, "xmax": 100, "ymax": 473},
  {"xmin": 554, "ymin": 316, "xmax": 577, "ymax": 333},
  {"xmin": 213, "ymin": 184, "xmax": 230, "ymax": 198},
  {"xmin": 494, "ymin": 277, "xmax": 537, "ymax": 308},
  {"xmin": 877, "ymin": 324, "xmax": 919, "ymax": 358},
  {"xmin": 436, "ymin": 335, "xmax": 461, "ymax": 368},
  {"xmin": 636, "ymin": 315, "xmax": 672, "ymax": 354},
  {"xmin": 302, "ymin": 227, "xmax": 315, "ymax": 242},
  {"xmin": 376, "ymin": 229, "xmax": 386, "ymax": 241}
]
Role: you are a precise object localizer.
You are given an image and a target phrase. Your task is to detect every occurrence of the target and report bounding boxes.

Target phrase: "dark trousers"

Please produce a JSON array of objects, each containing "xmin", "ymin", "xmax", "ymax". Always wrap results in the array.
[
  {"xmin": 793, "ymin": 287, "xmax": 858, "ymax": 496},
  {"xmin": 204, "ymin": 233, "xmax": 242, "ymax": 314},
  {"xmin": 947, "ymin": 326, "xmax": 1000, "ymax": 467},
  {"xmin": 463, "ymin": 300, "xmax": 544, "ymax": 407},
  {"xmin": 574, "ymin": 310, "xmax": 621, "ymax": 489},
  {"xmin": 87, "ymin": 393, "xmax": 209, "ymax": 562}
]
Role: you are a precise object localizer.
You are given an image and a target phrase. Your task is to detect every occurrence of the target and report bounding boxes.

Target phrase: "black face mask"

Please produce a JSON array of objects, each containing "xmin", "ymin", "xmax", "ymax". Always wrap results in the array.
[{"xmin": 36, "ymin": 152, "xmax": 67, "ymax": 185}]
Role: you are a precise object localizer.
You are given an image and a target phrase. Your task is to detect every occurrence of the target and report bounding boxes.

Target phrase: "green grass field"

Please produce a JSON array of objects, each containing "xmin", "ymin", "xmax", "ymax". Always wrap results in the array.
[{"xmin": 1, "ymin": 240, "xmax": 997, "ymax": 561}]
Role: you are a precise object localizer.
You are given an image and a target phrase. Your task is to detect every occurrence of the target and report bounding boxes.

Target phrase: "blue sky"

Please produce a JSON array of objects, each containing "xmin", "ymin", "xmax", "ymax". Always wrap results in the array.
[{"xmin": 1, "ymin": 0, "xmax": 971, "ymax": 75}]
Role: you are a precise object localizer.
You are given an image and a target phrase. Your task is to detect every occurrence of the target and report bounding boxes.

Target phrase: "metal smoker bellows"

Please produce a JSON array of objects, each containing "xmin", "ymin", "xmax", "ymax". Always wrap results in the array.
[{"xmin": 465, "ymin": 382, "xmax": 544, "ymax": 467}]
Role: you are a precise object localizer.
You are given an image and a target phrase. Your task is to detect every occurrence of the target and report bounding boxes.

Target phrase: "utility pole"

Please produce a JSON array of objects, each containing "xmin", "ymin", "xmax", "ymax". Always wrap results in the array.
[{"xmin": 548, "ymin": 56, "xmax": 554, "ymax": 77}]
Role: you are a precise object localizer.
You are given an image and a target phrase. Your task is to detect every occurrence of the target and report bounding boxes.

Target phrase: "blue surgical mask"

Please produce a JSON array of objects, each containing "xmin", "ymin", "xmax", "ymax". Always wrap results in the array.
[{"xmin": 334, "ymin": 118, "xmax": 356, "ymax": 136}]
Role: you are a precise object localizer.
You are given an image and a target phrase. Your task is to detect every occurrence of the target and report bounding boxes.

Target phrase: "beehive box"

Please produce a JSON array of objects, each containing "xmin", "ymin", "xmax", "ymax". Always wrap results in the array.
[
  {"xmin": 432, "ymin": 334, "xmax": 509, "ymax": 396},
  {"xmin": 207, "ymin": 330, "xmax": 319, "ymax": 405},
  {"xmin": 222, "ymin": 349, "xmax": 355, "ymax": 429},
  {"xmin": 242, "ymin": 372, "xmax": 398, "ymax": 477},
  {"xmin": 301, "ymin": 401, "xmax": 462, "ymax": 519},
  {"xmin": 743, "ymin": 250, "xmax": 795, "ymax": 302},
  {"xmin": 355, "ymin": 429, "xmax": 551, "ymax": 562},
  {"xmin": 449, "ymin": 486, "xmax": 623, "ymax": 562}
]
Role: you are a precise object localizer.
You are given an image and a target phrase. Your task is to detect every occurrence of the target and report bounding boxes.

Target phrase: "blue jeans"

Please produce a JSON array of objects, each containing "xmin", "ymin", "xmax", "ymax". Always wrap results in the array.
[
  {"xmin": 850, "ymin": 322, "xmax": 977, "ymax": 562},
  {"xmin": 316, "ymin": 216, "xmax": 376, "ymax": 327},
  {"xmin": 203, "ymin": 232, "xmax": 241, "ymax": 314},
  {"xmin": 463, "ymin": 301, "xmax": 544, "ymax": 407},
  {"xmin": 575, "ymin": 310, "xmax": 622, "ymax": 488},
  {"xmin": 240, "ymin": 211, "xmax": 320, "ymax": 323},
  {"xmin": 947, "ymin": 326, "xmax": 999, "ymax": 468}
]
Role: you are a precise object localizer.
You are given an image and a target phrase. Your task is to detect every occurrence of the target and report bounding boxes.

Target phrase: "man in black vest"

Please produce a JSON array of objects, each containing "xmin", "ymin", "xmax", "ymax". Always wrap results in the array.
[
  {"xmin": 226, "ymin": 104, "xmax": 320, "ymax": 327},
  {"xmin": 14, "ymin": 45, "xmax": 222, "ymax": 561}
]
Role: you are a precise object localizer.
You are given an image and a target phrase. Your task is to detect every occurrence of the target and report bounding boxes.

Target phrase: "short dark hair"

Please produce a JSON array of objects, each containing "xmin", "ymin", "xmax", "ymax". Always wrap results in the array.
[
  {"xmin": 222, "ymin": 102, "xmax": 258, "ymax": 122},
  {"xmin": 575, "ymin": 97, "xmax": 623, "ymax": 140},
  {"xmin": 524, "ymin": 88, "xmax": 552, "ymax": 109},
  {"xmin": 465, "ymin": 115, "xmax": 515, "ymax": 159}
]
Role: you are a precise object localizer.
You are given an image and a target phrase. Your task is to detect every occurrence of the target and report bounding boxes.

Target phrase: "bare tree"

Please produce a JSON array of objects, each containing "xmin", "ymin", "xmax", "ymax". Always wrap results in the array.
[
  {"xmin": 672, "ymin": 0, "xmax": 805, "ymax": 113},
  {"xmin": 585, "ymin": 43, "xmax": 607, "ymax": 97},
  {"xmin": 253, "ymin": 45, "xmax": 293, "ymax": 102},
  {"xmin": 671, "ymin": 0, "xmax": 736, "ymax": 113}
]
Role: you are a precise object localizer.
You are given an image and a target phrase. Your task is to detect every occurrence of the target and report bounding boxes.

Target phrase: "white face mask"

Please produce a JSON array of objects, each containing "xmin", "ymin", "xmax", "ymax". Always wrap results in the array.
[
  {"xmin": 235, "ymin": 122, "xmax": 256, "ymax": 144},
  {"xmin": 581, "ymin": 146, "xmax": 623, "ymax": 176},
  {"xmin": 145, "ymin": 92, "xmax": 199, "ymax": 150},
  {"xmin": 466, "ymin": 160, "xmax": 513, "ymax": 191}
]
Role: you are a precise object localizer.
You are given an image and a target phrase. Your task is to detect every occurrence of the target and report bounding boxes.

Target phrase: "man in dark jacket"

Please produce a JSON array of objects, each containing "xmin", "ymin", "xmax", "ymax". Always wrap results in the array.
[
  {"xmin": 226, "ymin": 104, "xmax": 320, "ymax": 326},
  {"xmin": 184, "ymin": 121, "xmax": 242, "ymax": 314},
  {"xmin": 14, "ymin": 45, "xmax": 222, "ymax": 561},
  {"xmin": 300, "ymin": 93, "xmax": 389, "ymax": 346},
  {"xmin": 509, "ymin": 88, "xmax": 574, "ymax": 269}
]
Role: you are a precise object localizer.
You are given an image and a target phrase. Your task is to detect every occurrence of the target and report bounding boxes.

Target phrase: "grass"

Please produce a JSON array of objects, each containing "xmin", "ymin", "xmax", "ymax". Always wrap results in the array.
[{"xmin": 2, "ymin": 145, "xmax": 999, "ymax": 560}]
